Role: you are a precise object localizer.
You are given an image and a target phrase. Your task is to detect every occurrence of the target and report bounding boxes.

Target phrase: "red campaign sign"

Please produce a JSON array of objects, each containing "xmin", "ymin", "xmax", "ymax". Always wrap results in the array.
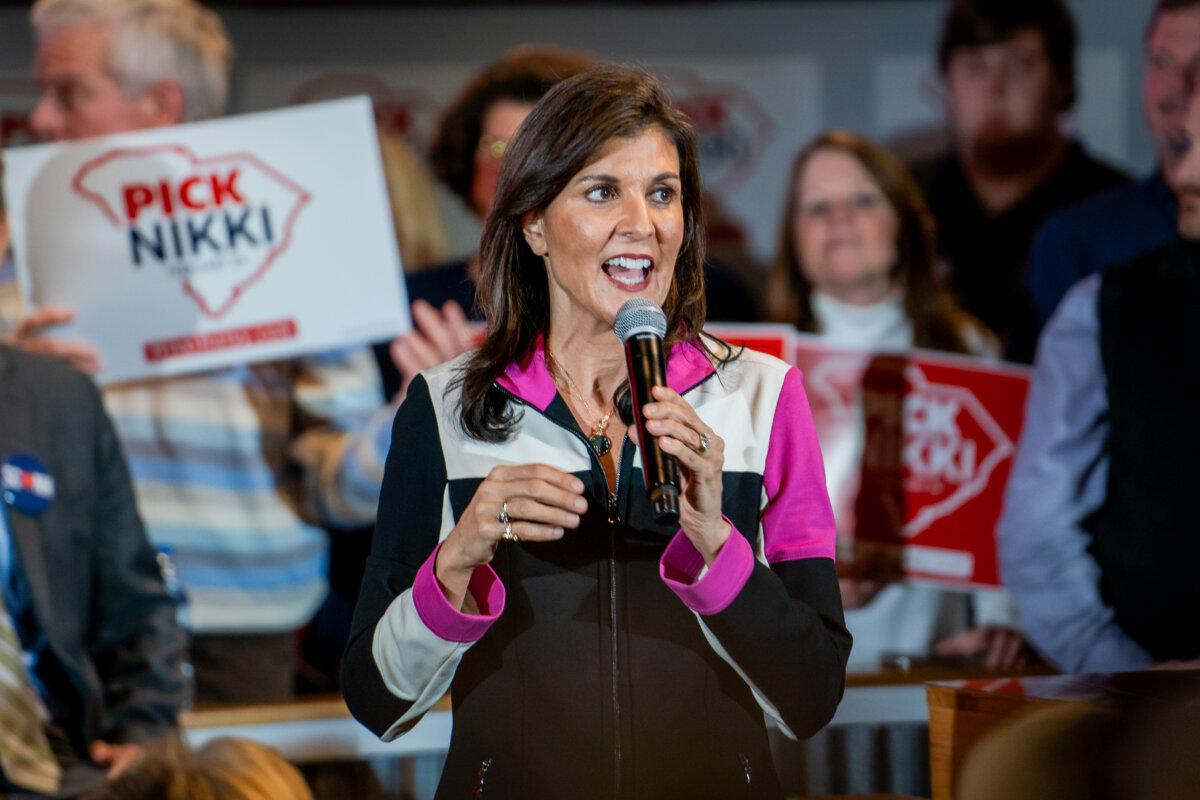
[
  {"xmin": 795, "ymin": 341, "xmax": 1029, "ymax": 588},
  {"xmin": 715, "ymin": 334, "xmax": 788, "ymax": 360},
  {"xmin": 708, "ymin": 325, "xmax": 1030, "ymax": 588}
]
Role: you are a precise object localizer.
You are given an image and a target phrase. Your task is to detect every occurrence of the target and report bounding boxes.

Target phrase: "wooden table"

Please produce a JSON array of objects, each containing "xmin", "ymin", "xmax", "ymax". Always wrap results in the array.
[
  {"xmin": 177, "ymin": 666, "xmax": 1047, "ymax": 764},
  {"xmin": 926, "ymin": 669, "xmax": 1200, "ymax": 800},
  {"xmin": 181, "ymin": 694, "xmax": 453, "ymax": 762}
]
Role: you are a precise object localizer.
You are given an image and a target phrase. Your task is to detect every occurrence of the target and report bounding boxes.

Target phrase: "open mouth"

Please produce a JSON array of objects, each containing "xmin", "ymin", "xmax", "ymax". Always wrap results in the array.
[{"xmin": 602, "ymin": 255, "xmax": 654, "ymax": 291}]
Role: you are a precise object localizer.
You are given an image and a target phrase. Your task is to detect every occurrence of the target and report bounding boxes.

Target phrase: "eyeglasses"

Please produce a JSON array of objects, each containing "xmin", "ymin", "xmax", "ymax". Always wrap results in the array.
[{"xmin": 478, "ymin": 134, "xmax": 508, "ymax": 161}]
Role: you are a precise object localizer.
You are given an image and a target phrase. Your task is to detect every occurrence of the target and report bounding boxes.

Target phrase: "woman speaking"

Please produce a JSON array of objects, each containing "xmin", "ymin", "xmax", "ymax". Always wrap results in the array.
[{"xmin": 342, "ymin": 66, "xmax": 850, "ymax": 799}]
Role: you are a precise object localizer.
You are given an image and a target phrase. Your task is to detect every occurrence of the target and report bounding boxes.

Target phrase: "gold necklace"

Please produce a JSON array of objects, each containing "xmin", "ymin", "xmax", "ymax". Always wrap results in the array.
[{"xmin": 546, "ymin": 351, "xmax": 615, "ymax": 456}]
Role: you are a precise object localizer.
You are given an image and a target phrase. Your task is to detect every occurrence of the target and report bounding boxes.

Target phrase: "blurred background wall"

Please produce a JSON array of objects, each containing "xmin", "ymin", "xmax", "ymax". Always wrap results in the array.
[{"xmin": 0, "ymin": 0, "xmax": 1150, "ymax": 262}]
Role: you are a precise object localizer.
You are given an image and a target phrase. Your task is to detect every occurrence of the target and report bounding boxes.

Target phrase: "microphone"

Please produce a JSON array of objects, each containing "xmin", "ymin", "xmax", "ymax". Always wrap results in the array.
[{"xmin": 614, "ymin": 298, "xmax": 680, "ymax": 525}]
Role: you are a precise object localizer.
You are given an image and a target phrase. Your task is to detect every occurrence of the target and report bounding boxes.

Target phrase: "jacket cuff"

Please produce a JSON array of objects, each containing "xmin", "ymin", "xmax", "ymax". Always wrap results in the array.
[
  {"xmin": 659, "ymin": 519, "xmax": 754, "ymax": 615},
  {"xmin": 412, "ymin": 542, "xmax": 505, "ymax": 643}
]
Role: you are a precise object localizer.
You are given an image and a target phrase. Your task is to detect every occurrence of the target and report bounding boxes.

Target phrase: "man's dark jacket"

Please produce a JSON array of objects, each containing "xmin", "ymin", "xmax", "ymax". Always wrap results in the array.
[{"xmin": 0, "ymin": 345, "xmax": 185, "ymax": 758}]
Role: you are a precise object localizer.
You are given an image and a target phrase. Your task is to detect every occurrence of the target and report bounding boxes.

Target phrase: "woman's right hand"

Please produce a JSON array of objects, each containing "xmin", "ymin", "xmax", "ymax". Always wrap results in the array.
[{"xmin": 434, "ymin": 464, "xmax": 588, "ymax": 610}]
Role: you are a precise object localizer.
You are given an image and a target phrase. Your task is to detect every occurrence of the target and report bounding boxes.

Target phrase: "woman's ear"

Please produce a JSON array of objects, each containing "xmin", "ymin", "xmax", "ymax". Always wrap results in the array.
[{"xmin": 522, "ymin": 212, "xmax": 548, "ymax": 257}]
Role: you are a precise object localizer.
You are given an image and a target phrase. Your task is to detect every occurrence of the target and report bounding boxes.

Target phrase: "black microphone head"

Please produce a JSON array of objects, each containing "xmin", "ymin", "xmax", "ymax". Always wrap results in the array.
[{"xmin": 614, "ymin": 298, "xmax": 667, "ymax": 342}]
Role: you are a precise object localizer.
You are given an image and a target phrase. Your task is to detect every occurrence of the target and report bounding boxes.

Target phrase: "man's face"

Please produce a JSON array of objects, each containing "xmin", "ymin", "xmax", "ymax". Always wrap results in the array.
[
  {"xmin": 1171, "ymin": 94, "xmax": 1200, "ymax": 239},
  {"xmin": 30, "ymin": 23, "xmax": 163, "ymax": 142},
  {"xmin": 1144, "ymin": 5, "xmax": 1200, "ymax": 185},
  {"xmin": 943, "ymin": 28, "xmax": 1065, "ymax": 168}
]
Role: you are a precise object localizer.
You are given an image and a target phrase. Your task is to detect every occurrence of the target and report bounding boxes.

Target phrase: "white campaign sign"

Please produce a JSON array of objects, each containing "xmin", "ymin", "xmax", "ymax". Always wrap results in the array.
[{"xmin": 3, "ymin": 96, "xmax": 409, "ymax": 385}]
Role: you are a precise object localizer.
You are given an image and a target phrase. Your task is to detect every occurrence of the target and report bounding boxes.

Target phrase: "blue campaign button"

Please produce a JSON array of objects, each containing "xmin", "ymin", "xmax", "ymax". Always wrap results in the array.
[{"xmin": 1, "ymin": 453, "xmax": 55, "ymax": 516}]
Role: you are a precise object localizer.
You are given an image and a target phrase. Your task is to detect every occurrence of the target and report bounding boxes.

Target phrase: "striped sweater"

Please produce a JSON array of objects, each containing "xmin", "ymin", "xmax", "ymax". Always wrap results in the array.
[
  {"xmin": 103, "ymin": 350, "xmax": 393, "ymax": 633},
  {"xmin": 0, "ymin": 273, "xmax": 393, "ymax": 633}
]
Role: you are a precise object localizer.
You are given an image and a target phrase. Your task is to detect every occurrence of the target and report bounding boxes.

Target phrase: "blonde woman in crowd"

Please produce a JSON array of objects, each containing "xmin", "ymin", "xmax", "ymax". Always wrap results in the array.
[{"xmin": 85, "ymin": 737, "xmax": 313, "ymax": 800}]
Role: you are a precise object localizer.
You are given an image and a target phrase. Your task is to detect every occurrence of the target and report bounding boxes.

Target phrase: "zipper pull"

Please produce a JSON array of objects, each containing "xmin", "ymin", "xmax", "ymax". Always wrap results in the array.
[
  {"xmin": 607, "ymin": 490, "xmax": 619, "ymax": 525},
  {"xmin": 739, "ymin": 753, "xmax": 753, "ymax": 785}
]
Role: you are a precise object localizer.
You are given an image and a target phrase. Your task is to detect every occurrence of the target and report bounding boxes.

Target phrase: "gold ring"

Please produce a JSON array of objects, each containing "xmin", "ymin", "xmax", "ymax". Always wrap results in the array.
[
  {"xmin": 501, "ymin": 523, "xmax": 517, "ymax": 542},
  {"xmin": 498, "ymin": 500, "xmax": 510, "ymax": 526},
  {"xmin": 697, "ymin": 432, "xmax": 710, "ymax": 454}
]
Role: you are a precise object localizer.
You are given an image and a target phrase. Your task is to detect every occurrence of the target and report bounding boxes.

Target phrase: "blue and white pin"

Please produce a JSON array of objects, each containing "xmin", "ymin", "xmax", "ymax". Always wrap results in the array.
[{"xmin": 1, "ymin": 453, "xmax": 55, "ymax": 516}]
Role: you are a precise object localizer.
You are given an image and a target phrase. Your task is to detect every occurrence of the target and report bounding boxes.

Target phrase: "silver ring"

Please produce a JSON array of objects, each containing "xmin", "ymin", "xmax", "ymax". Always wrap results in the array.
[
  {"xmin": 697, "ymin": 432, "xmax": 710, "ymax": 454},
  {"xmin": 498, "ymin": 500, "xmax": 510, "ymax": 526},
  {"xmin": 501, "ymin": 522, "xmax": 517, "ymax": 542}
]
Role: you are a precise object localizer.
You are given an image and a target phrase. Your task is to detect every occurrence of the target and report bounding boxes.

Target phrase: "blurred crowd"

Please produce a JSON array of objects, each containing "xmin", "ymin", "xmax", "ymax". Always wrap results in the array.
[{"xmin": 0, "ymin": 0, "xmax": 1196, "ymax": 797}]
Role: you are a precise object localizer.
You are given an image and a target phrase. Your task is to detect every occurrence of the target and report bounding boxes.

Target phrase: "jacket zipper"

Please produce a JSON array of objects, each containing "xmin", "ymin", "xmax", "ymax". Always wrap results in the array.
[
  {"xmin": 470, "ymin": 758, "xmax": 493, "ymax": 796},
  {"xmin": 495, "ymin": 386, "xmax": 626, "ymax": 792},
  {"xmin": 607, "ymin": 435, "xmax": 626, "ymax": 796}
]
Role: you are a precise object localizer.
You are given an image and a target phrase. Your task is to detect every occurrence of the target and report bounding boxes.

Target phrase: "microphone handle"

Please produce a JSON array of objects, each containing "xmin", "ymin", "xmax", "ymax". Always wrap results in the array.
[{"xmin": 625, "ymin": 332, "xmax": 681, "ymax": 525}]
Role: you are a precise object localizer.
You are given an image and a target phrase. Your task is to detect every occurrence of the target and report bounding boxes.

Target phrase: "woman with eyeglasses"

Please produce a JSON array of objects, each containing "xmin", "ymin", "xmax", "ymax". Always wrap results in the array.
[{"xmin": 382, "ymin": 47, "xmax": 595, "ymax": 400}]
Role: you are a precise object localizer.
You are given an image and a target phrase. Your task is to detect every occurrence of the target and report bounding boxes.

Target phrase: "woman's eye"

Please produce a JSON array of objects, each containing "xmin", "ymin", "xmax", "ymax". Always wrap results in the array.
[
  {"xmin": 650, "ymin": 186, "xmax": 676, "ymax": 204},
  {"xmin": 585, "ymin": 185, "xmax": 616, "ymax": 201},
  {"xmin": 802, "ymin": 201, "xmax": 829, "ymax": 217},
  {"xmin": 853, "ymin": 193, "xmax": 881, "ymax": 209}
]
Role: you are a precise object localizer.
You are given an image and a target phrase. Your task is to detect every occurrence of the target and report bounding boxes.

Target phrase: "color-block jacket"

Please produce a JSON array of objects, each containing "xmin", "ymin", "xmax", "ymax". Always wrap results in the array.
[{"xmin": 343, "ymin": 338, "xmax": 851, "ymax": 799}]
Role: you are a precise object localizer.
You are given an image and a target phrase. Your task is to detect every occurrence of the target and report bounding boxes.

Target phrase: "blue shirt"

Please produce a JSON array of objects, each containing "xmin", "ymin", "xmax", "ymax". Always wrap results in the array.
[
  {"xmin": 996, "ymin": 275, "xmax": 1154, "ymax": 672},
  {"xmin": 1026, "ymin": 171, "xmax": 1177, "ymax": 325},
  {"xmin": 0, "ymin": 506, "xmax": 49, "ymax": 700}
]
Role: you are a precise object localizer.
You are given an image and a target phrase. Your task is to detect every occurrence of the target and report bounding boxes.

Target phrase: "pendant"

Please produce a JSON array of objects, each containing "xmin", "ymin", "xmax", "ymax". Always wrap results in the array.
[{"xmin": 589, "ymin": 433, "xmax": 612, "ymax": 456}]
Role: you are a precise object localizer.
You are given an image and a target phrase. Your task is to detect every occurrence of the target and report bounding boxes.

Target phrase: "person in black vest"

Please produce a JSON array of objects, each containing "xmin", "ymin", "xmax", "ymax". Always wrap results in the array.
[
  {"xmin": 909, "ymin": 0, "xmax": 1128, "ymax": 362},
  {"xmin": 996, "ymin": 90, "xmax": 1200, "ymax": 674}
]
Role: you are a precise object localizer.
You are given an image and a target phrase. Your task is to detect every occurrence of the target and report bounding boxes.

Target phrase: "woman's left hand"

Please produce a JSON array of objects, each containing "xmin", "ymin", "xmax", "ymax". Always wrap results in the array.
[{"xmin": 635, "ymin": 385, "xmax": 730, "ymax": 563}]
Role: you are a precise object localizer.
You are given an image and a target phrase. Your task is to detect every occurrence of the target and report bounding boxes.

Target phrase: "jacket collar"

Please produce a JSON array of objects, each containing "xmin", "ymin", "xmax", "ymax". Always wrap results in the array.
[{"xmin": 497, "ymin": 333, "xmax": 716, "ymax": 412}]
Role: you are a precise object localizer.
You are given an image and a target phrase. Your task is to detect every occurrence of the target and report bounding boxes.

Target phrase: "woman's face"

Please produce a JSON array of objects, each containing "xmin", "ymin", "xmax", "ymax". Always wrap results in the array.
[
  {"xmin": 471, "ymin": 98, "xmax": 535, "ymax": 217},
  {"xmin": 525, "ymin": 127, "xmax": 685, "ymax": 334},
  {"xmin": 793, "ymin": 148, "xmax": 899, "ymax": 302}
]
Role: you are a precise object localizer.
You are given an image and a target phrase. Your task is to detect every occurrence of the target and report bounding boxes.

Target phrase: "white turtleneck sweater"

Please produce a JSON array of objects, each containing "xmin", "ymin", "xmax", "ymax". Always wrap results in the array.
[
  {"xmin": 810, "ymin": 289, "xmax": 1013, "ymax": 671},
  {"xmin": 811, "ymin": 289, "xmax": 913, "ymax": 350}
]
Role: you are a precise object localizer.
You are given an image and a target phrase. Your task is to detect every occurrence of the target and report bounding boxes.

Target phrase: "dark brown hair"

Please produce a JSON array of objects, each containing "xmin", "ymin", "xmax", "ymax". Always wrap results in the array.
[
  {"xmin": 767, "ymin": 129, "xmax": 987, "ymax": 355},
  {"xmin": 428, "ymin": 46, "xmax": 596, "ymax": 214},
  {"xmin": 937, "ymin": 0, "xmax": 1078, "ymax": 112},
  {"xmin": 456, "ymin": 65, "xmax": 709, "ymax": 442}
]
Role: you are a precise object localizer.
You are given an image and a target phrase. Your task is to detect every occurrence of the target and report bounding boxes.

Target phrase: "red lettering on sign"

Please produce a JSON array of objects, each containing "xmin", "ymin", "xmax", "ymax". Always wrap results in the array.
[
  {"xmin": 123, "ymin": 184, "xmax": 155, "ymax": 221},
  {"xmin": 179, "ymin": 176, "xmax": 205, "ymax": 211},
  {"xmin": 121, "ymin": 169, "xmax": 245, "ymax": 220},
  {"xmin": 160, "ymin": 179, "xmax": 176, "ymax": 215},
  {"xmin": 143, "ymin": 318, "xmax": 298, "ymax": 362},
  {"xmin": 211, "ymin": 170, "xmax": 244, "ymax": 206}
]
